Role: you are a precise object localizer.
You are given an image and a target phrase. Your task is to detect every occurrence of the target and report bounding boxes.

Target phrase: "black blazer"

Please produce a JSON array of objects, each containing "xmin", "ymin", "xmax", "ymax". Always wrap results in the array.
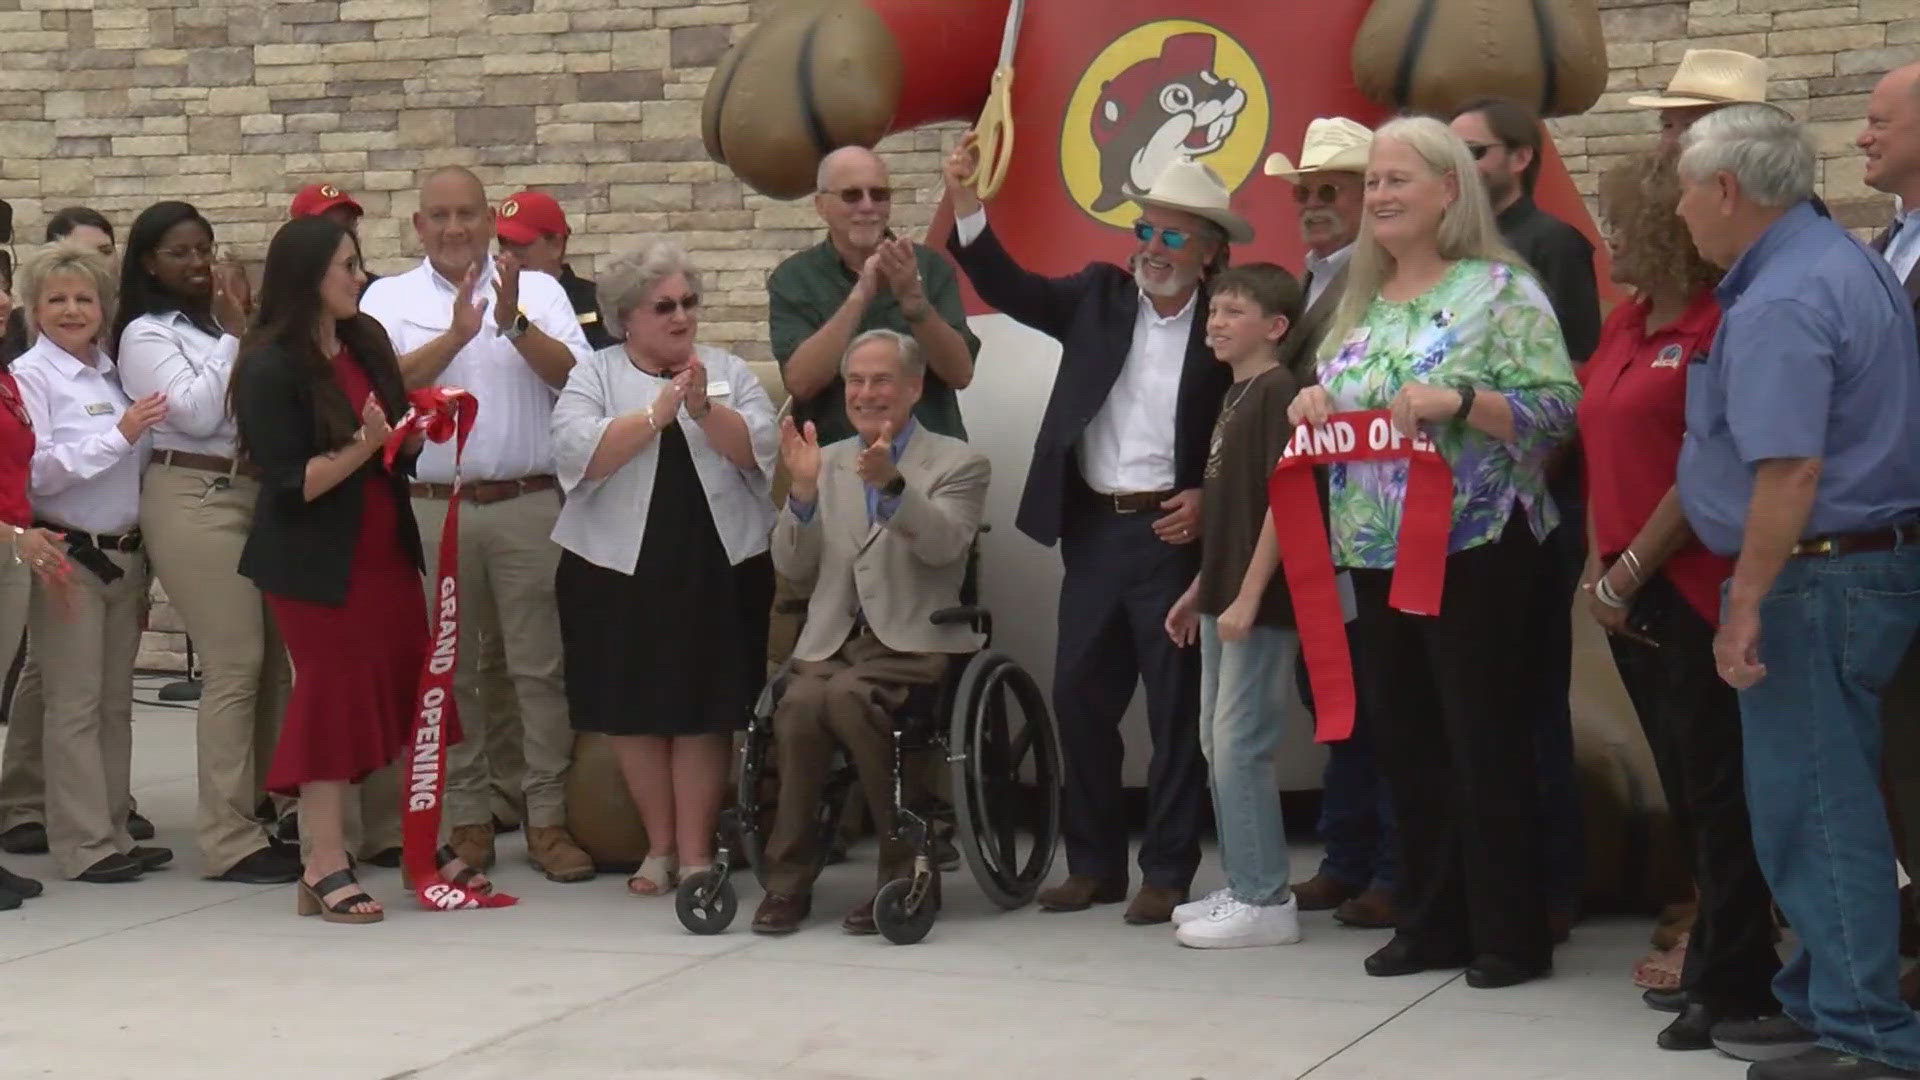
[
  {"xmin": 947, "ymin": 223, "xmax": 1229, "ymax": 547},
  {"xmin": 232, "ymin": 340, "xmax": 423, "ymax": 605}
]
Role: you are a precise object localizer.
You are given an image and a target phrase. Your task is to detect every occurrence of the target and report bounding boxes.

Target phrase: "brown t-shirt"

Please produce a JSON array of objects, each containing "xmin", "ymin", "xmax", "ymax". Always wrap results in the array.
[{"xmin": 1195, "ymin": 365, "xmax": 1301, "ymax": 626}]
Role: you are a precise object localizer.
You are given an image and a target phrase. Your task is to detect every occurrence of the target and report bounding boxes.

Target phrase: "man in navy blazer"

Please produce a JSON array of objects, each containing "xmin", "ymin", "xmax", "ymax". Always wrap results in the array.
[{"xmin": 943, "ymin": 144, "xmax": 1244, "ymax": 925}]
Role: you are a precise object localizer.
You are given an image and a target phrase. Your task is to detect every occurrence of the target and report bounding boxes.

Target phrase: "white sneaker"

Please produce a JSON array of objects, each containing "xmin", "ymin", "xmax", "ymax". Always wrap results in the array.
[
  {"xmin": 1175, "ymin": 897, "xmax": 1303, "ymax": 949},
  {"xmin": 1172, "ymin": 888, "xmax": 1231, "ymax": 926}
]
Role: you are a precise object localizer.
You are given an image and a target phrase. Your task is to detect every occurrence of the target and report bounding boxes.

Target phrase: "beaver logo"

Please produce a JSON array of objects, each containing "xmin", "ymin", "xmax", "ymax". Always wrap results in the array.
[{"xmin": 1063, "ymin": 21, "xmax": 1270, "ymax": 230}]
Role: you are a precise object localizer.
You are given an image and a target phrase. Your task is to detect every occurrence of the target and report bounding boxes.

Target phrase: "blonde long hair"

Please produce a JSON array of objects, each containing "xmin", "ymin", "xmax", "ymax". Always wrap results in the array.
[{"xmin": 1320, "ymin": 116, "xmax": 1526, "ymax": 358}]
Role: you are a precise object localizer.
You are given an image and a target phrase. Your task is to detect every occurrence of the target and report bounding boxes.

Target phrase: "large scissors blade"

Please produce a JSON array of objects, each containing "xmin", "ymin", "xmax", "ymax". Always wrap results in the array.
[{"xmin": 996, "ymin": 0, "xmax": 1025, "ymax": 68}]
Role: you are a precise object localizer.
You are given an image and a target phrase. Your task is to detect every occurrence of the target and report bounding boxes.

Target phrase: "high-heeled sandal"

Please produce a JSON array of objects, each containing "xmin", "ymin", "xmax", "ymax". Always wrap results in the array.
[
  {"xmin": 626, "ymin": 854, "xmax": 677, "ymax": 897},
  {"xmin": 401, "ymin": 845, "xmax": 494, "ymax": 894},
  {"xmin": 296, "ymin": 868, "xmax": 384, "ymax": 924}
]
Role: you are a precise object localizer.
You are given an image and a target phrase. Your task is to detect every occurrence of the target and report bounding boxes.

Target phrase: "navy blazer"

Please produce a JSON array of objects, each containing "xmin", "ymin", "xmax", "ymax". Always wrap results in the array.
[{"xmin": 947, "ymin": 223, "xmax": 1229, "ymax": 547}]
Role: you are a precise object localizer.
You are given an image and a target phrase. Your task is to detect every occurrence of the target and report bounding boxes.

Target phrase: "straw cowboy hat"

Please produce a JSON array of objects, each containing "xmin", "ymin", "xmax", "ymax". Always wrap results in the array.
[
  {"xmin": 1629, "ymin": 49, "xmax": 1768, "ymax": 109},
  {"xmin": 1134, "ymin": 157, "xmax": 1255, "ymax": 244},
  {"xmin": 1264, "ymin": 117, "xmax": 1374, "ymax": 182}
]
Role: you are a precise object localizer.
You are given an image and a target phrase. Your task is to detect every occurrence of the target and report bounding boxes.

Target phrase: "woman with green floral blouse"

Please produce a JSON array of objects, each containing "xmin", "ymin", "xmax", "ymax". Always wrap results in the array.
[{"xmin": 1288, "ymin": 115, "xmax": 1580, "ymax": 990}]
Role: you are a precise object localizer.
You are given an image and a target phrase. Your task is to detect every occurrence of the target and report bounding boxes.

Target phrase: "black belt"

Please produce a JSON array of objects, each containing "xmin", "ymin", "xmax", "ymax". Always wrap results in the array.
[
  {"xmin": 1086, "ymin": 489, "xmax": 1174, "ymax": 514},
  {"xmin": 1791, "ymin": 522, "xmax": 1920, "ymax": 559},
  {"xmin": 34, "ymin": 521, "xmax": 143, "ymax": 553}
]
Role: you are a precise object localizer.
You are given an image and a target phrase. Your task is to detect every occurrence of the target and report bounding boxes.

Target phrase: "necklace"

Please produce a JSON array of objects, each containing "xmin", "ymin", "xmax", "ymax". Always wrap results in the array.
[{"xmin": 1205, "ymin": 377, "xmax": 1260, "ymax": 481}]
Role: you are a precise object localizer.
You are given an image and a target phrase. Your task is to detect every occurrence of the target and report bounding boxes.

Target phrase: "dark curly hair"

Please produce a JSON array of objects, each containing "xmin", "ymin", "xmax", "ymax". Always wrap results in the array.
[{"xmin": 1598, "ymin": 151, "xmax": 1722, "ymax": 300}]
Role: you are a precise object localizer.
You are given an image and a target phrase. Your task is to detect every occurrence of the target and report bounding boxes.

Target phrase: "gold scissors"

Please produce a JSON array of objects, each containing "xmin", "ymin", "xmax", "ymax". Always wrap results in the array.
[{"xmin": 963, "ymin": 0, "xmax": 1024, "ymax": 201}]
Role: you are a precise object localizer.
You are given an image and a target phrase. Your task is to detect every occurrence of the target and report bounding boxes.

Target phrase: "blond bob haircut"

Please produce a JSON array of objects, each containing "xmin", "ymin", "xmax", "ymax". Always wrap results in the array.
[
  {"xmin": 14, "ymin": 240, "xmax": 118, "ymax": 347},
  {"xmin": 1321, "ymin": 115, "xmax": 1525, "ymax": 358},
  {"xmin": 596, "ymin": 239, "xmax": 704, "ymax": 339}
]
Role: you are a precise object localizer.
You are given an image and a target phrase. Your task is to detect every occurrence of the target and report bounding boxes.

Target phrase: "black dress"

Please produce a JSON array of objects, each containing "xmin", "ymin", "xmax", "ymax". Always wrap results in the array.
[{"xmin": 556, "ymin": 422, "xmax": 773, "ymax": 737}]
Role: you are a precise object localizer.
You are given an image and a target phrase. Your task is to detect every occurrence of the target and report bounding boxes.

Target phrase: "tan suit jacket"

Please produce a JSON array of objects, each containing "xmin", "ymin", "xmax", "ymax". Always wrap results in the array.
[
  {"xmin": 773, "ymin": 427, "xmax": 990, "ymax": 662},
  {"xmin": 1276, "ymin": 262, "xmax": 1349, "ymax": 387}
]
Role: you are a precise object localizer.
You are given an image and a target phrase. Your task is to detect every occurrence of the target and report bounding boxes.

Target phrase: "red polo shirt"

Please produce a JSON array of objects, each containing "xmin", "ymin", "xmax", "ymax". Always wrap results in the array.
[
  {"xmin": 0, "ymin": 372, "xmax": 32, "ymax": 529},
  {"xmin": 1578, "ymin": 291, "xmax": 1731, "ymax": 626}
]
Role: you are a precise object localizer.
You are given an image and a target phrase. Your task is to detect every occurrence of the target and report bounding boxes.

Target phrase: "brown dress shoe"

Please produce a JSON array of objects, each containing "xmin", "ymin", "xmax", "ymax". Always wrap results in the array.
[
  {"xmin": 527, "ymin": 825, "xmax": 596, "ymax": 883},
  {"xmin": 1291, "ymin": 874, "xmax": 1363, "ymax": 912},
  {"xmin": 1333, "ymin": 887, "xmax": 1398, "ymax": 929},
  {"xmin": 447, "ymin": 823, "xmax": 496, "ymax": 872},
  {"xmin": 1124, "ymin": 884, "xmax": 1187, "ymax": 925},
  {"xmin": 843, "ymin": 899, "xmax": 878, "ymax": 935},
  {"xmin": 1037, "ymin": 875, "xmax": 1128, "ymax": 912},
  {"xmin": 752, "ymin": 892, "xmax": 812, "ymax": 934}
]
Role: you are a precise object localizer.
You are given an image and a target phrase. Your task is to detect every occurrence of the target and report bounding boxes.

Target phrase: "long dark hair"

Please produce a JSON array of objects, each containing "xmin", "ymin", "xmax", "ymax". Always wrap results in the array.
[
  {"xmin": 230, "ymin": 216, "xmax": 401, "ymax": 459},
  {"xmin": 111, "ymin": 201, "xmax": 220, "ymax": 356}
]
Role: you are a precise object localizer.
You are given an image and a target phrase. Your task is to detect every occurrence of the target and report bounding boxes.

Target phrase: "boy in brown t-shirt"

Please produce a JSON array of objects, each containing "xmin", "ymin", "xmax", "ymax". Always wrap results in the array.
[{"xmin": 1164, "ymin": 263, "xmax": 1305, "ymax": 949}]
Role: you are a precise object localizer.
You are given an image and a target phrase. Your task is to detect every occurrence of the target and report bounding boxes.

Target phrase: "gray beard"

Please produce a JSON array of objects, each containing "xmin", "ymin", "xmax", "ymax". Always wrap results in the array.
[{"xmin": 1133, "ymin": 262, "xmax": 1197, "ymax": 299}]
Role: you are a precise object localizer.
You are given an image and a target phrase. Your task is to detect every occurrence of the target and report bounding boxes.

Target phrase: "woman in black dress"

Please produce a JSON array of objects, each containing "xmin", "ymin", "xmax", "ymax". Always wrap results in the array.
[{"xmin": 550, "ymin": 240, "xmax": 777, "ymax": 897}]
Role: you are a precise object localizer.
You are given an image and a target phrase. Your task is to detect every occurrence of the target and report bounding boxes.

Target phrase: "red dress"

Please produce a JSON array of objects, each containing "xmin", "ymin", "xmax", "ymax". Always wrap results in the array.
[{"xmin": 263, "ymin": 351, "xmax": 430, "ymax": 793}]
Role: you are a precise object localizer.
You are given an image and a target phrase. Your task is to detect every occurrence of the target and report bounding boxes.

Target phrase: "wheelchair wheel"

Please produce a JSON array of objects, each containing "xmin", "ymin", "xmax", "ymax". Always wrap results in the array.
[
  {"xmin": 732, "ymin": 683, "xmax": 777, "ymax": 888},
  {"xmin": 675, "ymin": 869, "xmax": 738, "ymax": 935},
  {"xmin": 873, "ymin": 878, "xmax": 936, "ymax": 945},
  {"xmin": 949, "ymin": 651, "xmax": 1062, "ymax": 910}
]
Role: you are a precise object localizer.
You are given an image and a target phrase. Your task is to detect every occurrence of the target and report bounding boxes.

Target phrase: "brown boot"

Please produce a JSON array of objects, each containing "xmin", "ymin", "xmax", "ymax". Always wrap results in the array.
[
  {"xmin": 1037, "ymin": 874, "xmax": 1128, "ymax": 912},
  {"xmin": 752, "ymin": 892, "xmax": 811, "ymax": 934},
  {"xmin": 1291, "ymin": 874, "xmax": 1363, "ymax": 912},
  {"xmin": 527, "ymin": 825, "xmax": 595, "ymax": 883},
  {"xmin": 1124, "ymin": 884, "xmax": 1187, "ymax": 925},
  {"xmin": 447, "ymin": 823, "xmax": 496, "ymax": 872},
  {"xmin": 1333, "ymin": 887, "xmax": 1398, "ymax": 929}
]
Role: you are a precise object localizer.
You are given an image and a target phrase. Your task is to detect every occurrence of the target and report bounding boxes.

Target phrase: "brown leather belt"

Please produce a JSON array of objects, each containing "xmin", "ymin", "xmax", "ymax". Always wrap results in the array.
[
  {"xmin": 410, "ymin": 474, "xmax": 557, "ymax": 506},
  {"xmin": 1094, "ymin": 489, "xmax": 1174, "ymax": 514},
  {"xmin": 155, "ymin": 449, "xmax": 259, "ymax": 479},
  {"xmin": 1791, "ymin": 522, "xmax": 1920, "ymax": 559}
]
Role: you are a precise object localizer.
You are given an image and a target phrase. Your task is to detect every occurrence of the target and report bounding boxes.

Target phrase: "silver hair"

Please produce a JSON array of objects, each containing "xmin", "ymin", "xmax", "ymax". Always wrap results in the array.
[
  {"xmin": 1678, "ymin": 103, "xmax": 1815, "ymax": 209},
  {"xmin": 596, "ymin": 239, "xmax": 704, "ymax": 335},
  {"xmin": 839, "ymin": 328, "xmax": 924, "ymax": 379},
  {"xmin": 14, "ymin": 241, "xmax": 117, "ymax": 346}
]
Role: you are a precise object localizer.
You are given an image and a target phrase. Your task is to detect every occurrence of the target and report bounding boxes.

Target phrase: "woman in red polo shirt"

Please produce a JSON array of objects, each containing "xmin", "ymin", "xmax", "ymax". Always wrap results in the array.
[{"xmin": 1577, "ymin": 152, "xmax": 1779, "ymax": 1052}]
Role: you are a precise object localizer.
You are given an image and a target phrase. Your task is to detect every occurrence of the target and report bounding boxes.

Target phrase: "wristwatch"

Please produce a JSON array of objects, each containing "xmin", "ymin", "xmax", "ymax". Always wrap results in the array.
[
  {"xmin": 502, "ymin": 311, "xmax": 530, "ymax": 342},
  {"xmin": 1451, "ymin": 383, "xmax": 1476, "ymax": 424},
  {"xmin": 882, "ymin": 475, "xmax": 907, "ymax": 498}
]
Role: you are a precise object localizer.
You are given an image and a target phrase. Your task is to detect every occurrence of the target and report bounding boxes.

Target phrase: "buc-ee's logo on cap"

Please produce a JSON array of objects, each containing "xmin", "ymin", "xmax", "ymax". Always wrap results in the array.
[
  {"xmin": 319, "ymin": 184, "xmax": 340, "ymax": 199},
  {"xmin": 500, "ymin": 199, "xmax": 520, "ymax": 217},
  {"xmin": 1062, "ymin": 20, "xmax": 1269, "ymax": 229}
]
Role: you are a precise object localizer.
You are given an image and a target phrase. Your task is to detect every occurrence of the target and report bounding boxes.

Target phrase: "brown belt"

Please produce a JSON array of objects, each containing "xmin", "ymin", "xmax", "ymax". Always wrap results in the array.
[
  {"xmin": 155, "ymin": 449, "xmax": 259, "ymax": 479},
  {"xmin": 410, "ymin": 474, "xmax": 557, "ymax": 506},
  {"xmin": 1791, "ymin": 522, "xmax": 1920, "ymax": 559},
  {"xmin": 1093, "ymin": 489, "xmax": 1174, "ymax": 514}
]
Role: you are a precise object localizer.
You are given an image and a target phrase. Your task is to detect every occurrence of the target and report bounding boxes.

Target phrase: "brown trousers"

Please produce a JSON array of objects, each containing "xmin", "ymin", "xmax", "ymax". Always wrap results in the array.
[{"xmin": 763, "ymin": 631, "xmax": 947, "ymax": 896}]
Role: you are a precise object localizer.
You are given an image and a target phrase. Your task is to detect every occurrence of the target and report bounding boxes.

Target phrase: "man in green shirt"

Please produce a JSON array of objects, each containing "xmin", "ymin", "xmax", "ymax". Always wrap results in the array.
[{"xmin": 768, "ymin": 146, "xmax": 980, "ymax": 444}]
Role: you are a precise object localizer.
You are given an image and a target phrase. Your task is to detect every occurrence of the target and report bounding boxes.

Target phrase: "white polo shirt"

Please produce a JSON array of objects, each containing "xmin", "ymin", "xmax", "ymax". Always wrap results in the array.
[
  {"xmin": 13, "ymin": 335, "xmax": 148, "ymax": 534},
  {"xmin": 116, "ymin": 310, "xmax": 240, "ymax": 456}
]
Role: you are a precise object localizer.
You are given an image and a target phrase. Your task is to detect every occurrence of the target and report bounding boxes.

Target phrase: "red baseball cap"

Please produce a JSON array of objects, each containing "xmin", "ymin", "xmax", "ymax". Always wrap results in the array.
[
  {"xmin": 495, "ymin": 190, "xmax": 569, "ymax": 245},
  {"xmin": 289, "ymin": 183, "xmax": 363, "ymax": 219}
]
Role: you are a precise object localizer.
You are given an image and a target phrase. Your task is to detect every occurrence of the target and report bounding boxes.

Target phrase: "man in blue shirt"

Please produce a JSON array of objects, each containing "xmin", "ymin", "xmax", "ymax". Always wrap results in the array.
[{"xmin": 1676, "ymin": 103, "xmax": 1920, "ymax": 1080}]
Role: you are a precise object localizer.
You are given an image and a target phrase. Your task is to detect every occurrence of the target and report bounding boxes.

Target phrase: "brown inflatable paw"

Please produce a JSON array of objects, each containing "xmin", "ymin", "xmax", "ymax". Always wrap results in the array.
[
  {"xmin": 1351, "ymin": 0, "xmax": 1605, "ymax": 119},
  {"xmin": 702, "ymin": 1, "xmax": 904, "ymax": 200}
]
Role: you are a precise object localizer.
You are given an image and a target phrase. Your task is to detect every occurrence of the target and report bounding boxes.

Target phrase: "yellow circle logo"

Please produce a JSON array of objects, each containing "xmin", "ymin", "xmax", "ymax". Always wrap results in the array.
[
  {"xmin": 500, "ymin": 199, "xmax": 520, "ymax": 218},
  {"xmin": 1062, "ymin": 21, "xmax": 1270, "ymax": 229}
]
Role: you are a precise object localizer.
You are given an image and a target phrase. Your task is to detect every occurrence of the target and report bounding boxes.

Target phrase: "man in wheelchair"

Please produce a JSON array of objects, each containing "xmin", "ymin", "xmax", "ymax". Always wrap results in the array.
[{"xmin": 757, "ymin": 329, "xmax": 992, "ymax": 934}]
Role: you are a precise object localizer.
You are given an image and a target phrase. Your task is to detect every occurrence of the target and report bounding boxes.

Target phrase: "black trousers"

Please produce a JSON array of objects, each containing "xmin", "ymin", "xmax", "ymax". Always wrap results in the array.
[
  {"xmin": 1608, "ymin": 573, "xmax": 1780, "ymax": 1014},
  {"xmin": 1349, "ymin": 516, "xmax": 1552, "ymax": 969},
  {"xmin": 1053, "ymin": 490, "xmax": 1205, "ymax": 889}
]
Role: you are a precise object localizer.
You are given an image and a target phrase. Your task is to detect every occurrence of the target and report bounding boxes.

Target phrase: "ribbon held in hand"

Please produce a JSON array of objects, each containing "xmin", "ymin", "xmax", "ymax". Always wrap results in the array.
[
  {"xmin": 383, "ymin": 388, "xmax": 517, "ymax": 911},
  {"xmin": 1267, "ymin": 409, "xmax": 1453, "ymax": 744}
]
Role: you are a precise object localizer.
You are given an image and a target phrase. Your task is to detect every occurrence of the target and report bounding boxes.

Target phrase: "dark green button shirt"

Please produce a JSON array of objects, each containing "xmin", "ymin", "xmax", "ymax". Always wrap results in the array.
[{"xmin": 767, "ymin": 239, "xmax": 979, "ymax": 445}]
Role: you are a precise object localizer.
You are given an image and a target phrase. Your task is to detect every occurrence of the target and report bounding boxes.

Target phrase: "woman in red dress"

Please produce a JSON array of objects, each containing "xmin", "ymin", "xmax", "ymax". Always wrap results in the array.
[{"xmin": 229, "ymin": 216, "xmax": 486, "ymax": 923}]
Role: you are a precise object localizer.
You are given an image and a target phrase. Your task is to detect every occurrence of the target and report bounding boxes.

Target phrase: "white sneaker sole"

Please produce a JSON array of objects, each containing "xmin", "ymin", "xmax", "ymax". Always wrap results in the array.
[{"xmin": 1175, "ymin": 928, "xmax": 1303, "ymax": 949}]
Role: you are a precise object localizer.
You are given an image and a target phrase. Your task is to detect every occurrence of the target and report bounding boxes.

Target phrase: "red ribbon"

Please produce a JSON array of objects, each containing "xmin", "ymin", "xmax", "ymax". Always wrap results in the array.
[
  {"xmin": 1267, "ymin": 410, "xmax": 1454, "ymax": 744},
  {"xmin": 383, "ymin": 388, "xmax": 518, "ymax": 911}
]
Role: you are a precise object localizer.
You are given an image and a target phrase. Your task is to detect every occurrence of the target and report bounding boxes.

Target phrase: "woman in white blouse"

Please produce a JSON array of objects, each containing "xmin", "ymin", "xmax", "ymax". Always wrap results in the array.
[
  {"xmin": 12, "ymin": 242, "xmax": 169, "ymax": 883},
  {"xmin": 114, "ymin": 201, "xmax": 299, "ymax": 886},
  {"xmin": 551, "ymin": 240, "xmax": 777, "ymax": 898}
]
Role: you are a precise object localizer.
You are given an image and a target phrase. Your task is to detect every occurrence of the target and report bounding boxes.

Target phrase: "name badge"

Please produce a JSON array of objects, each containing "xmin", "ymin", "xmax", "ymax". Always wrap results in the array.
[
  {"xmin": 707, "ymin": 380, "xmax": 731, "ymax": 398},
  {"xmin": 85, "ymin": 402, "xmax": 114, "ymax": 416}
]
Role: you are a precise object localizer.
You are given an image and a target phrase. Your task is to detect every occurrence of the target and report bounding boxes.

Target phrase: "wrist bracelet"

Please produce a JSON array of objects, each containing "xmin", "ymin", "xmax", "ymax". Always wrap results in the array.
[
  {"xmin": 1594, "ymin": 575, "xmax": 1628, "ymax": 609},
  {"xmin": 1619, "ymin": 548, "xmax": 1645, "ymax": 584}
]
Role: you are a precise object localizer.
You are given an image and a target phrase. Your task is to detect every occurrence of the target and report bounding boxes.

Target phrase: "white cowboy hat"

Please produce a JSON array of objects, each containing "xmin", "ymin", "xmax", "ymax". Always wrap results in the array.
[
  {"xmin": 1263, "ymin": 117, "xmax": 1373, "ymax": 181},
  {"xmin": 1629, "ymin": 49, "xmax": 1768, "ymax": 109},
  {"xmin": 1134, "ymin": 157, "xmax": 1255, "ymax": 244}
]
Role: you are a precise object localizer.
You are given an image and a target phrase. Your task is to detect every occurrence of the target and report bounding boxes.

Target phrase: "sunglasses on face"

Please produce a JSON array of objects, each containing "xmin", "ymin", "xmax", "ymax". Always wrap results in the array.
[
  {"xmin": 1133, "ymin": 222, "xmax": 1190, "ymax": 249},
  {"xmin": 830, "ymin": 187, "xmax": 892, "ymax": 205},
  {"xmin": 1294, "ymin": 182, "xmax": 1344, "ymax": 205},
  {"xmin": 651, "ymin": 294, "xmax": 699, "ymax": 316}
]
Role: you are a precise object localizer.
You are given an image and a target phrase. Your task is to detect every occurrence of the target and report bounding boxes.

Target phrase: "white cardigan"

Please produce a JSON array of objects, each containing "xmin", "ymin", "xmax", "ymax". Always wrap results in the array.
[{"xmin": 550, "ymin": 342, "xmax": 777, "ymax": 573}]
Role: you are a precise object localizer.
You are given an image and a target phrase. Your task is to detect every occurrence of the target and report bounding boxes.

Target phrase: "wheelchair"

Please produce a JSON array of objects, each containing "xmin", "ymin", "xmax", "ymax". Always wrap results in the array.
[{"xmin": 675, "ymin": 529, "xmax": 1063, "ymax": 944}]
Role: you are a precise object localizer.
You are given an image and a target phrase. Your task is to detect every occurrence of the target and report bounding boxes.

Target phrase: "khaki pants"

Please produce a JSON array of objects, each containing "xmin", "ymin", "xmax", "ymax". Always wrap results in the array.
[
  {"xmin": 0, "ymin": 557, "xmax": 32, "ymax": 828},
  {"xmin": 35, "ymin": 547, "xmax": 145, "ymax": 878},
  {"xmin": 764, "ymin": 631, "xmax": 947, "ymax": 895},
  {"xmin": 411, "ymin": 489, "xmax": 571, "ymax": 830},
  {"xmin": 477, "ymin": 629, "xmax": 528, "ymax": 826},
  {"xmin": 140, "ymin": 463, "xmax": 291, "ymax": 875}
]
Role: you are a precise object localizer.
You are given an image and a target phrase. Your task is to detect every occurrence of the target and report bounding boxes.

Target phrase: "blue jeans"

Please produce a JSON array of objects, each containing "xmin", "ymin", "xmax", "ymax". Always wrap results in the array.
[
  {"xmin": 1300, "ymin": 648, "xmax": 1400, "ymax": 891},
  {"xmin": 1198, "ymin": 617, "xmax": 1297, "ymax": 905},
  {"xmin": 1737, "ymin": 544, "xmax": 1920, "ymax": 1070}
]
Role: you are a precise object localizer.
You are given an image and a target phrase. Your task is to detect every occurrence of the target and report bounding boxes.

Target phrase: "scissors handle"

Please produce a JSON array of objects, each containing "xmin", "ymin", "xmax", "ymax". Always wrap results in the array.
[{"xmin": 963, "ymin": 67, "xmax": 1015, "ymax": 202}]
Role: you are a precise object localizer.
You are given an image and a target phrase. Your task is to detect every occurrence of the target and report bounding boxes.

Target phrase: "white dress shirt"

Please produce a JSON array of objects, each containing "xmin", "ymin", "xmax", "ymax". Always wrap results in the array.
[
  {"xmin": 954, "ymin": 206, "xmax": 1186, "ymax": 493},
  {"xmin": 551, "ymin": 343, "xmax": 777, "ymax": 573},
  {"xmin": 116, "ymin": 311, "xmax": 240, "ymax": 456},
  {"xmin": 12, "ymin": 336, "xmax": 148, "ymax": 534},
  {"xmin": 360, "ymin": 259, "xmax": 592, "ymax": 484},
  {"xmin": 1883, "ymin": 205, "xmax": 1920, "ymax": 285},
  {"xmin": 1304, "ymin": 243, "xmax": 1355, "ymax": 310}
]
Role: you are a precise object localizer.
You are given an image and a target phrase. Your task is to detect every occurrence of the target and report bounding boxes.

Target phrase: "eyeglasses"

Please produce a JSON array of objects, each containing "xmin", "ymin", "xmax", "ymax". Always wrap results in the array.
[
  {"xmin": 1132, "ymin": 222, "xmax": 1190, "ymax": 249},
  {"xmin": 651, "ymin": 294, "xmax": 699, "ymax": 316},
  {"xmin": 828, "ymin": 187, "xmax": 892, "ymax": 205},
  {"xmin": 157, "ymin": 244, "xmax": 214, "ymax": 262},
  {"xmin": 1463, "ymin": 143, "xmax": 1497, "ymax": 161},
  {"xmin": 1294, "ymin": 182, "xmax": 1344, "ymax": 205}
]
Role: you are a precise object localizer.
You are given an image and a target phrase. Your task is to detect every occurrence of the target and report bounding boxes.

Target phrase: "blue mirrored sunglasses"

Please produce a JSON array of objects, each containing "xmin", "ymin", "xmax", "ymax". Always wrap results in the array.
[{"xmin": 1132, "ymin": 222, "xmax": 1189, "ymax": 249}]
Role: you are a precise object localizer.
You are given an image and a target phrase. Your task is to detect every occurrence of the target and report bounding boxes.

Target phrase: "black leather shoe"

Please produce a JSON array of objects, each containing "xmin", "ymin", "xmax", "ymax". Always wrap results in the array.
[
  {"xmin": 1714, "ymin": 1015, "xmax": 1818, "ymax": 1063},
  {"xmin": 1644, "ymin": 986, "xmax": 1688, "ymax": 1013},
  {"xmin": 1748, "ymin": 1047, "xmax": 1920, "ymax": 1079},
  {"xmin": 127, "ymin": 812, "xmax": 155, "ymax": 841},
  {"xmin": 0, "ymin": 862, "xmax": 43, "ymax": 899},
  {"xmin": 1658, "ymin": 1003, "xmax": 1717, "ymax": 1051},
  {"xmin": 0, "ymin": 887, "xmax": 19, "ymax": 911},
  {"xmin": 1364, "ymin": 935, "xmax": 1468, "ymax": 977},
  {"xmin": 217, "ymin": 845, "xmax": 301, "ymax": 884},
  {"xmin": 0, "ymin": 822, "xmax": 47, "ymax": 855},
  {"xmin": 128, "ymin": 845, "xmax": 173, "ymax": 871},
  {"xmin": 76, "ymin": 853, "xmax": 144, "ymax": 883},
  {"xmin": 1464, "ymin": 954, "xmax": 1548, "ymax": 989}
]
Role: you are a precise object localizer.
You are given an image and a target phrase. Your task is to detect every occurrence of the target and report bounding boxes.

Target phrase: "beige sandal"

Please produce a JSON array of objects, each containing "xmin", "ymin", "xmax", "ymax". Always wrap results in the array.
[{"xmin": 627, "ymin": 854, "xmax": 677, "ymax": 897}]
